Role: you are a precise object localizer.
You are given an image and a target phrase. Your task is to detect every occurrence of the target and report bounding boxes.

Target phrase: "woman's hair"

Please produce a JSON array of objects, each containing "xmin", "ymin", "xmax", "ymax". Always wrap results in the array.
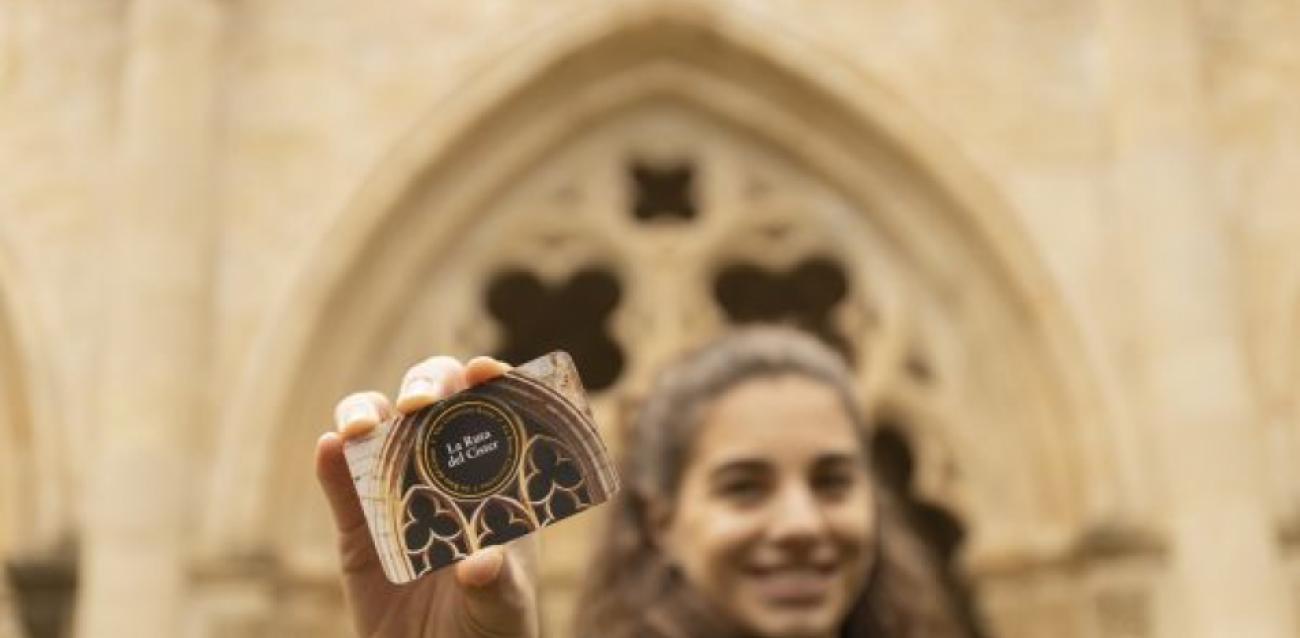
[{"xmin": 577, "ymin": 326, "xmax": 969, "ymax": 638}]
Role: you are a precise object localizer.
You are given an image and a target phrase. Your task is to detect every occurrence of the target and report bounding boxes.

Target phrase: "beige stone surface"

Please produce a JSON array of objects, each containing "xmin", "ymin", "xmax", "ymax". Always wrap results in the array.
[
  {"xmin": 0, "ymin": 576, "xmax": 19, "ymax": 638},
  {"xmin": 0, "ymin": 1, "xmax": 1297, "ymax": 637}
]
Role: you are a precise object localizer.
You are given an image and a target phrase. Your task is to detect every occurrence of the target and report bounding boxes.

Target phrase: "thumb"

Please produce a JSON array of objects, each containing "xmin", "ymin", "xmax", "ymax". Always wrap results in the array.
[{"xmin": 455, "ymin": 544, "xmax": 539, "ymax": 637}]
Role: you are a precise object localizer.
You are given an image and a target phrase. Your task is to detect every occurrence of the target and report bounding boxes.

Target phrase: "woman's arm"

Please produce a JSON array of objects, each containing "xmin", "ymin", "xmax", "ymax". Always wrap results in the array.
[{"xmin": 315, "ymin": 355, "xmax": 541, "ymax": 638}]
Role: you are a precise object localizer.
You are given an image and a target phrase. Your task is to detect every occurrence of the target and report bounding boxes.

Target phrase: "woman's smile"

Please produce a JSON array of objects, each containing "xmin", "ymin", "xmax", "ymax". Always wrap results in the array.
[{"xmin": 743, "ymin": 563, "xmax": 838, "ymax": 606}]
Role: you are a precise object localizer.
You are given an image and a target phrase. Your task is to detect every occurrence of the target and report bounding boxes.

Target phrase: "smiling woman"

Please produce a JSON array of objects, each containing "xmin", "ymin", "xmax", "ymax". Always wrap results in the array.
[{"xmin": 578, "ymin": 327, "xmax": 968, "ymax": 638}]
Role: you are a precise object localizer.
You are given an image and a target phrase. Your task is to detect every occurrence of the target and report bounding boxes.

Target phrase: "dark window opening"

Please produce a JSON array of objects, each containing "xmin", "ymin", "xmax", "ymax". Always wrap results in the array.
[
  {"xmin": 486, "ymin": 266, "xmax": 624, "ymax": 391},
  {"xmin": 870, "ymin": 424, "xmax": 988, "ymax": 638},
  {"xmin": 6, "ymin": 546, "xmax": 77, "ymax": 638},
  {"xmin": 713, "ymin": 256, "xmax": 853, "ymax": 362},
  {"xmin": 629, "ymin": 160, "xmax": 697, "ymax": 222}
]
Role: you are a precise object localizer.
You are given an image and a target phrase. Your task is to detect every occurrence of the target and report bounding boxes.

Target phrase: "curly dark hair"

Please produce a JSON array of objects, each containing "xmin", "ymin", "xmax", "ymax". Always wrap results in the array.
[{"xmin": 575, "ymin": 326, "xmax": 970, "ymax": 638}]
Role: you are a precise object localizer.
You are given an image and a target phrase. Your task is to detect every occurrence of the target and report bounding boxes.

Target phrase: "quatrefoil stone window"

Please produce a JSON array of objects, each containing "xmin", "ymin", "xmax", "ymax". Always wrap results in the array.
[
  {"xmin": 629, "ymin": 159, "xmax": 697, "ymax": 223},
  {"xmin": 486, "ymin": 267, "xmax": 624, "ymax": 391},
  {"xmin": 713, "ymin": 256, "xmax": 854, "ymax": 362}
]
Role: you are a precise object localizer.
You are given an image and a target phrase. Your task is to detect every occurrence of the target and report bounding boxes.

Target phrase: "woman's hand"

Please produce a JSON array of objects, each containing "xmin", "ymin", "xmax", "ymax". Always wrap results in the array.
[{"xmin": 315, "ymin": 355, "xmax": 541, "ymax": 638}]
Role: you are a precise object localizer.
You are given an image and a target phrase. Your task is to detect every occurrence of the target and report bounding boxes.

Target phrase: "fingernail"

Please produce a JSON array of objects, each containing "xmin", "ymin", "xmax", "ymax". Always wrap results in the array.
[
  {"xmin": 403, "ymin": 376, "xmax": 440, "ymax": 401},
  {"xmin": 340, "ymin": 400, "xmax": 380, "ymax": 429}
]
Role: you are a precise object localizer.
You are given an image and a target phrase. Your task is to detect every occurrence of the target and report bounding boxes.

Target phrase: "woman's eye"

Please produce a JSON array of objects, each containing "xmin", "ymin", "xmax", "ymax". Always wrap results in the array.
[
  {"xmin": 812, "ymin": 472, "xmax": 855, "ymax": 497},
  {"xmin": 715, "ymin": 478, "xmax": 767, "ymax": 502}
]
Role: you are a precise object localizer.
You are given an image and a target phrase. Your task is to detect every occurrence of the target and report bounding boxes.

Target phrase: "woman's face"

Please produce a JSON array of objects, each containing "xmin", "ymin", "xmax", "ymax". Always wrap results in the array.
[{"xmin": 658, "ymin": 374, "xmax": 877, "ymax": 638}]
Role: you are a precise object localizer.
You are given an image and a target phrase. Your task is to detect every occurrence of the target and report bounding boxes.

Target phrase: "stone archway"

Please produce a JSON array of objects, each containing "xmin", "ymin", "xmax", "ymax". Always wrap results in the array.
[{"xmin": 199, "ymin": 6, "xmax": 1135, "ymax": 636}]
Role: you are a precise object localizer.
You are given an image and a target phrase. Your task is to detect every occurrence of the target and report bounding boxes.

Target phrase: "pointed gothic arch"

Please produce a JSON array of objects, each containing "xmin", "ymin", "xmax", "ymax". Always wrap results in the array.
[{"xmin": 199, "ymin": 5, "xmax": 1141, "ymax": 635}]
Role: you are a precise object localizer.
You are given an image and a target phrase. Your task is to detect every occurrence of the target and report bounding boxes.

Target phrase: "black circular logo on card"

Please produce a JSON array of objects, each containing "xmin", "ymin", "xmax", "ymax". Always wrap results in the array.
[{"xmin": 417, "ymin": 395, "xmax": 524, "ymax": 500}]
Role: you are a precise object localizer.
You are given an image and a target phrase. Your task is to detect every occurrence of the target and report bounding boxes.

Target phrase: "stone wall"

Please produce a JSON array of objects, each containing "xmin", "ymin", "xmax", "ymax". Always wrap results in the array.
[{"xmin": 0, "ymin": 1, "xmax": 1297, "ymax": 637}]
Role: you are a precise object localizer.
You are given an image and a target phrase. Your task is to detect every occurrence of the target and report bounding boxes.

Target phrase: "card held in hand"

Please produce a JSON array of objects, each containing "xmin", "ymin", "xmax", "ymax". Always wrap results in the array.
[{"xmin": 344, "ymin": 351, "xmax": 620, "ymax": 584}]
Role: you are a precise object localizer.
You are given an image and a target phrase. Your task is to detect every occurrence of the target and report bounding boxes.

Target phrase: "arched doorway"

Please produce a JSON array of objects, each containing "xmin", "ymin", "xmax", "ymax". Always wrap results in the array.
[{"xmin": 199, "ymin": 8, "xmax": 1136, "ymax": 637}]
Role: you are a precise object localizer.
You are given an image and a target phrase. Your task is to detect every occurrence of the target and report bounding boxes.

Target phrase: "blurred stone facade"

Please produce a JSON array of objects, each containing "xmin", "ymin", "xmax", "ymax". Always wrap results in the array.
[{"xmin": 1, "ymin": 1, "xmax": 1298, "ymax": 637}]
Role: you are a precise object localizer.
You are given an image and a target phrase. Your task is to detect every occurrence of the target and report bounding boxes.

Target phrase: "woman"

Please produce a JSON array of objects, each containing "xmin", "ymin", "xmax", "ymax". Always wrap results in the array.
[
  {"xmin": 316, "ymin": 328, "xmax": 967, "ymax": 637},
  {"xmin": 579, "ymin": 327, "xmax": 966, "ymax": 638}
]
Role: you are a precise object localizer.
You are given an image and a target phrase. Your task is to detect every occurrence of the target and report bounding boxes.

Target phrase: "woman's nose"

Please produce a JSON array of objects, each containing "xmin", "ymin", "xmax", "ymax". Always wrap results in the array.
[{"xmin": 765, "ymin": 483, "xmax": 829, "ymax": 546}]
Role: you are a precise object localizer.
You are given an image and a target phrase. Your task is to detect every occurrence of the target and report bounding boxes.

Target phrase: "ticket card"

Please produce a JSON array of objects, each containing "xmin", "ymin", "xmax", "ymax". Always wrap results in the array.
[{"xmin": 344, "ymin": 351, "xmax": 620, "ymax": 584}]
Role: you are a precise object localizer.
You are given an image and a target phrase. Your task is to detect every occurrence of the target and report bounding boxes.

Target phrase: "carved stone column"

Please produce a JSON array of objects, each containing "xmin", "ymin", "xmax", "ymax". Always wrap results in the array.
[
  {"xmin": 1099, "ymin": 1, "xmax": 1295, "ymax": 636},
  {"xmin": 77, "ymin": 1, "xmax": 222, "ymax": 637}
]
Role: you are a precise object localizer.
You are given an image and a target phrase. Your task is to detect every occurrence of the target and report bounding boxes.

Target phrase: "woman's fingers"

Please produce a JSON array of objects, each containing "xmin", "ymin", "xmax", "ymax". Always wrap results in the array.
[
  {"xmin": 454, "ymin": 539, "xmax": 540, "ymax": 637},
  {"xmin": 324, "ymin": 355, "xmax": 506, "ymax": 536},
  {"xmin": 465, "ymin": 355, "xmax": 512, "ymax": 386},
  {"xmin": 323, "ymin": 391, "xmax": 393, "ymax": 533},
  {"xmin": 396, "ymin": 355, "xmax": 467, "ymax": 414},
  {"xmin": 322, "ymin": 392, "xmax": 394, "ymax": 573},
  {"xmin": 317, "ymin": 430, "xmax": 398, "ymax": 636},
  {"xmin": 318, "ymin": 354, "xmax": 537, "ymax": 636},
  {"xmin": 333, "ymin": 391, "xmax": 393, "ymax": 440},
  {"xmin": 396, "ymin": 354, "xmax": 508, "ymax": 413},
  {"xmin": 315, "ymin": 431, "xmax": 370, "ymax": 535},
  {"xmin": 455, "ymin": 545, "xmax": 505, "ymax": 588}
]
